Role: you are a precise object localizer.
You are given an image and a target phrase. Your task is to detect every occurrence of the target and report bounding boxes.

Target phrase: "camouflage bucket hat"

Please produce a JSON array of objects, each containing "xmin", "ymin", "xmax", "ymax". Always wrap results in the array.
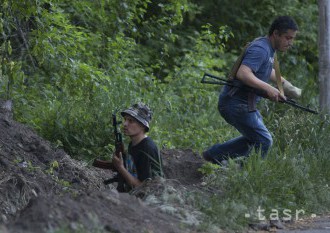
[{"xmin": 121, "ymin": 103, "xmax": 152, "ymax": 131}]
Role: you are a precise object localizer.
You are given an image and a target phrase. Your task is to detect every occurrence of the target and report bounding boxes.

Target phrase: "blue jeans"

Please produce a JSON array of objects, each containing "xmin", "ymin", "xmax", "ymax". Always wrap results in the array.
[{"xmin": 203, "ymin": 93, "xmax": 272, "ymax": 163}]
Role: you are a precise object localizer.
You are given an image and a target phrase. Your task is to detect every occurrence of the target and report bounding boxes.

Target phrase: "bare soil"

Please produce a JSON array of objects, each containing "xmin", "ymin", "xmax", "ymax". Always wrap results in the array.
[{"xmin": 0, "ymin": 101, "xmax": 206, "ymax": 233}]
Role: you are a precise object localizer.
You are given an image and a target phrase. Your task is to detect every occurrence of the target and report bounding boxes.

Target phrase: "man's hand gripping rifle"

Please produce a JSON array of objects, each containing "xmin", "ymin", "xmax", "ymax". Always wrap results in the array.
[
  {"xmin": 201, "ymin": 73, "xmax": 318, "ymax": 114},
  {"xmin": 92, "ymin": 112, "xmax": 126, "ymax": 185}
]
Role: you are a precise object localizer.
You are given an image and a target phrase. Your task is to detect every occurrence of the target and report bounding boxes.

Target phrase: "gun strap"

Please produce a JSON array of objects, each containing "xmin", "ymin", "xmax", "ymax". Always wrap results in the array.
[
  {"xmin": 228, "ymin": 43, "xmax": 250, "ymax": 81},
  {"xmin": 274, "ymin": 53, "xmax": 284, "ymax": 95},
  {"xmin": 228, "ymin": 37, "xmax": 265, "ymax": 80},
  {"xmin": 227, "ymin": 42, "xmax": 250, "ymax": 97},
  {"xmin": 227, "ymin": 42, "xmax": 257, "ymax": 112}
]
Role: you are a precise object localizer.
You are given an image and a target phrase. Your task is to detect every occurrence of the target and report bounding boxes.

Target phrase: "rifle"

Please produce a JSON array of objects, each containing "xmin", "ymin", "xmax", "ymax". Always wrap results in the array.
[
  {"xmin": 201, "ymin": 73, "xmax": 318, "ymax": 114},
  {"xmin": 92, "ymin": 112, "xmax": 127, "ymax": 190}
]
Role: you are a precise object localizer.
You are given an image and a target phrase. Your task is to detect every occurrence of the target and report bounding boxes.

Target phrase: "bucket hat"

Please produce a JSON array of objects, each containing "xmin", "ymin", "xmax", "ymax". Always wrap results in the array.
[{"xmin": 121, "ymin": 103, "xmax": 152, "ymax": 131}]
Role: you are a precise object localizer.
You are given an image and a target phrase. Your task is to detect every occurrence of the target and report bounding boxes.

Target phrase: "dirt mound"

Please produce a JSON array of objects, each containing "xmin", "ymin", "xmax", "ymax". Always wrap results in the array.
[
  {"xmin": 0, "ymin": 100, "xmax": 205, "ymax": 233},
  {"xmin": 162, "ymin": 149, "xmax": 204, "ymax": 186}
]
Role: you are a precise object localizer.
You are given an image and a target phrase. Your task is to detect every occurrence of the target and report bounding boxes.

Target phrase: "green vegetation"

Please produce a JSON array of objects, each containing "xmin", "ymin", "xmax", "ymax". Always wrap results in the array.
[
  {"xmin": 198, "ymin": 113, "xmax": 330, "ymax": 231},
  {"xmin": 1, "ymin": 0, "xmax": 328, "ymax": 231}
]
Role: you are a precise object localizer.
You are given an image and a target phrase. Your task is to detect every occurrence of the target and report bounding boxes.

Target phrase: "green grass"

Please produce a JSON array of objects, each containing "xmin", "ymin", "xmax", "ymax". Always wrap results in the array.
[{"xmin": 192, "ymin": 108, "xmax": 330, "ymax": 232}]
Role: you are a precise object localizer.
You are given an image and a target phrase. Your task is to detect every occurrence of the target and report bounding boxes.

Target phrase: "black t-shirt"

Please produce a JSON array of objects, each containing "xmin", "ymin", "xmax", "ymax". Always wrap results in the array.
[{"xmin": 127, "ymin": 137, "xmax": 163, "ymax": 182}]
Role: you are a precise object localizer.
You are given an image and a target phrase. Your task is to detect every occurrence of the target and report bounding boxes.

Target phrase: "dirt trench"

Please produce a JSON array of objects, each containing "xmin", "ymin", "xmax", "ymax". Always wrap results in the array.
[{"xmin": 0, "ymin": 100, "xmax": 206, "ymax": 233}]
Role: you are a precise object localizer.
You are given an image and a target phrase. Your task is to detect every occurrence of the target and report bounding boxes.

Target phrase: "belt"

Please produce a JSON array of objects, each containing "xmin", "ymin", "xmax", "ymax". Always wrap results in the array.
[{"xmin": 227, "ymin": 86, "xmax": 257, "ymax": 112}]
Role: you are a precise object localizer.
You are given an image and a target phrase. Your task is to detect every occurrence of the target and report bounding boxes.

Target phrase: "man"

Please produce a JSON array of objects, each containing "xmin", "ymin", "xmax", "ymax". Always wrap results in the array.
[
  {"xmin": 203, "ymin": 16, "xmax": 301, "ymax": 164},
  {"xmin": 112, "ymin": 102, "xmax": 163, "ymax": 190}
]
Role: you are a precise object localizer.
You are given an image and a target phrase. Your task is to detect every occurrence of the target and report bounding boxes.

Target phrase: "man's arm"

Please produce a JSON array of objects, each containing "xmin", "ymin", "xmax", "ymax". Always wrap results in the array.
[
  {"xmin": 236, "ymin": 64, "xmax": 286, "ymax": 102},
  {"xmin": 270, "ymin": 69, "xmax": 302, "ymax": 99},
  {"xmin": 112, "ymin": 152, "xmax": 142, "ymax": 188}
]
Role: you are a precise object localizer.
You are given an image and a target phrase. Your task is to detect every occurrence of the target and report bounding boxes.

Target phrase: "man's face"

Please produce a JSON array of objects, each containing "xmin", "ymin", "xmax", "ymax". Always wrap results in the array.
[
  {"xmin": 274, "ymin": 29, "xmax": 297, "ymax": 52},
  {"xmin": 122, "ymin": 115, "xmax": 145, "ymax": 137}
]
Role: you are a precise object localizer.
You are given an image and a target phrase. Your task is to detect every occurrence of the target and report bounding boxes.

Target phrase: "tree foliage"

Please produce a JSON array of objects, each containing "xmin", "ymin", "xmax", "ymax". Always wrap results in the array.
[{"xmin": 0, "ymin": 0, "xmax": 320, "ymax": 157}]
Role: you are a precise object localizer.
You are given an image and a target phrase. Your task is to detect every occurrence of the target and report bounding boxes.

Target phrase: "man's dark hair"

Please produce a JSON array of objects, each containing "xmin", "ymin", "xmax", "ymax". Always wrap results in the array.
[{"xmin": 268, "ymin": 16, "xmax": 298, "ymax": 36}]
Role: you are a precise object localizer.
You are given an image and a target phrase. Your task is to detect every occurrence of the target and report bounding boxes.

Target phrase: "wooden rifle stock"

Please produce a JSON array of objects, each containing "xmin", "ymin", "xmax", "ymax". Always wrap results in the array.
[{"xmin": 92, "ymin": 159, "xmax": 116, "ymax": 170}]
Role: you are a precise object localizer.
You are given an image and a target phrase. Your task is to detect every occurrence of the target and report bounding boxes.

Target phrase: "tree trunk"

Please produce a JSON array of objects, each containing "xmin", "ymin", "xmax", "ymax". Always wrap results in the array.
[{"xmin": 318, "ymin": 0, "xmax": 330, "ymax": 113}]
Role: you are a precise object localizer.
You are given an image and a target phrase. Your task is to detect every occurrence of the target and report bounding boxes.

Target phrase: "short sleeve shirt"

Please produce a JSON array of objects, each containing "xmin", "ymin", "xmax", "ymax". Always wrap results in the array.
[
  {"xmin": 221, "ymin": 37, "xmax": 275, "ymax": 102},
  {"xmin": 127, "ymin": 137, "xmax": 163, "ymax": 182},
  {"xmin": 242, "ymin": 37, "xmax": 275, "ymax": 83}
]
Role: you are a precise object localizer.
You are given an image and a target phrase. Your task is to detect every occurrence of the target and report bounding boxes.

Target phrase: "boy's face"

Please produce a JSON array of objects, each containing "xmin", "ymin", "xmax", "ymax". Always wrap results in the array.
[
  {"xmin": 274, "ymin": 29, "xmax": 297, "ymax": 52},
  {"xmin": 122, "ymin": 115, "xmax": 146, "ymax": 137}
]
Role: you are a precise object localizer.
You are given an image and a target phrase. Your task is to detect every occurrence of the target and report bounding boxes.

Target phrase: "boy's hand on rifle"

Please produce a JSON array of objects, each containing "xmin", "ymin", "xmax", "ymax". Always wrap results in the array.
[{"xmin": 112, "ymin": 152, "xmax": 124, "ymax": 170}]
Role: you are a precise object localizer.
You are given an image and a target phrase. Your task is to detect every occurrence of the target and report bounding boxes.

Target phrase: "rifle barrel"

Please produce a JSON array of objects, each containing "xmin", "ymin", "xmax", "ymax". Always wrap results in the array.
[{"xmin": 282, "ymin": 99, "xmax": 318, "ymax": 114}]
